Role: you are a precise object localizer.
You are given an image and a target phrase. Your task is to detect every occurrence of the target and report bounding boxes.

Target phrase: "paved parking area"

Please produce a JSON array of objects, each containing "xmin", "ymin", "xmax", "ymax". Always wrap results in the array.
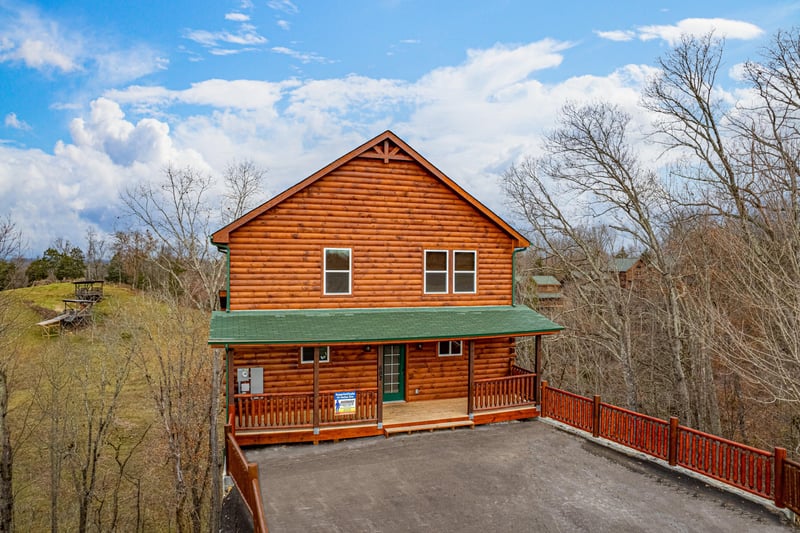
[{"xmin": 247, "ymin": 420, "xmax": 794, "ymax": 532}]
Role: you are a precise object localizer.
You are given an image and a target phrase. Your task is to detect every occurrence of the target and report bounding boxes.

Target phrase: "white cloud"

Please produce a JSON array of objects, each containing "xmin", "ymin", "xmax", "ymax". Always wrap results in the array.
[
  {"xmin": 4, "ymin": 113, "xmax": 32, "ymax": 131},
  {"xmin": 596, "ymin": 18, "xmax": 763, "ymax": 46},
  {"xmin": 277, "ymin": 20, "xmax": 291, "ymax": 31},
  {"xmin": 638, "ymin": 18, "xmax": 763, "ymax": 45},
  {"xmin": 0, "ymin": 6, "xmax": 81, "ymax": 72},
  {"xmin": 0, "ymin": 38, "xmax": 711, "ymax": 253},
  {"xmin": 267, "ymin": 0, "xmax": 299, "ymax": 14},
  {"xmin": 271, "ymin": 46, "xmax": 331, "ymax": 64},
  {"xmin": 0, "ymin": 4, "xmax": 165, "ymax": 84},
  {"xmin": 184, "ymin": 24, "xmax": 268, "ymax": 48},
  {"xmin": 595, "ymin": 30, "xmax": 636, "ymax": 42},
  {"xmin": 225, "ymin": 13, "xmax": 250, "ymax": 22}
]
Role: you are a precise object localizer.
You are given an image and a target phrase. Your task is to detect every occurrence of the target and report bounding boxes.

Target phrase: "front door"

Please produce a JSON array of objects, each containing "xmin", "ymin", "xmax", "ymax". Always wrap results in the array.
[{"xmin": 382, "ymin": 344, "xmax": 405, "ymax": 402}]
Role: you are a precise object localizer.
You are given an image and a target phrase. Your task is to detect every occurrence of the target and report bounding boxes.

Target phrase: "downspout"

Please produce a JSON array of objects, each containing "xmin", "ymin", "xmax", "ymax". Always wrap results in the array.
[
  {"xmin": 212, "ymin": 241, "xmax": 231, "ymax": 312},
  {"xmin": 512, "ymin": 246, "xmax": 528, "ymax": 306}
]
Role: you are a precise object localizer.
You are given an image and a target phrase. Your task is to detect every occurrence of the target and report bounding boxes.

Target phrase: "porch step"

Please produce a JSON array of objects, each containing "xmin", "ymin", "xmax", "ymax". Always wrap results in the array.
[{"xmin": 383, "ymin": 419, "xmax": 475, "ymax": 436}]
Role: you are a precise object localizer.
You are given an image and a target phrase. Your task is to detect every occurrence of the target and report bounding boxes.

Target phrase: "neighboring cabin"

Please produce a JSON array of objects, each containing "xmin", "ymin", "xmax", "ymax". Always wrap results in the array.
[
  {"xmin": 208, "ymin": 131, "xmax": 563, "ymax": 445},
  {"xmin": 610, "ymin": 256, "xmax": 647, "ymax": 289}
]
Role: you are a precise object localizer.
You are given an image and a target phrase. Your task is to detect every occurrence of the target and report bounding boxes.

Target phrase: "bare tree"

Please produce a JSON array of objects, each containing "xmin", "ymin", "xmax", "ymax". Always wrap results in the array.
[
  {"xmin": 130, "ymin": 301, "xmax": 216, "ymax": 533},
  {"xmin": 122, "ymin": 165, "xmax": 222, "ymax": 311},
  {"xmin": 121, "ymin": 161, "xmax": 266, "ymax": 532},
  {"xmin": 504, "ymin": 155, "xmax": 643, "ymax": 410},
  {"xmin": 223, "ymin": 159, "xmax": 268, "ymax": 223},
  {"xmin": 0, "ymin": 217, "xmax": 23, "ymax": 532},
  {"xmin": 66, "ymin": 331, "xmax": 134, "ymax": 533}
]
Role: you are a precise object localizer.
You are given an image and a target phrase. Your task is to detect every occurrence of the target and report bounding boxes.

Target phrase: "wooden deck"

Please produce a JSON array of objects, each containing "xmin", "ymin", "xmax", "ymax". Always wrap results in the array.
[{"xmin": 232, "ymin": 397, "xmax": 538, "ymax": 446}]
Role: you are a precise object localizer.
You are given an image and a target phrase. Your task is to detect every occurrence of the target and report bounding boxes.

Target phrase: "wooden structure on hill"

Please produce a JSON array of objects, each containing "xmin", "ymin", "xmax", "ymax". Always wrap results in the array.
[
  {"xmin": 37, "ymin": 298, "xmax": 94, "ymax": 337},
  {"xmin": 36, "ymin": 281, "xmax": 101, "ymax": 337},
  {"xmin": 209, "ymin": 131, "xmax": 563, "ymax": 445},
  {"xmin": 73, "ymin": 280, "xmax": 104, "ymax": 302}
]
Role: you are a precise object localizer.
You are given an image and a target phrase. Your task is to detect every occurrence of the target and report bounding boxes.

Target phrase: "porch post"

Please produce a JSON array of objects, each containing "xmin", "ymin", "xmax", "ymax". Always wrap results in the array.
[
  {"xmin": 225, "ymin": 346, "xmax": 234, "ymax": 413},
  {"xmin": 313, "ymin": 351, "xmax": 320, "ymax": 435},
  {"xmin": 377, "ymin": 345, "xmax": 384, "ymax": 429},
  {"xmin": 534, "ymin": 335, "xmax": 542, "ymax": 403},
  {"xmin": 467, "ymin": 340, "xmax": 475, "ymax": 420}
]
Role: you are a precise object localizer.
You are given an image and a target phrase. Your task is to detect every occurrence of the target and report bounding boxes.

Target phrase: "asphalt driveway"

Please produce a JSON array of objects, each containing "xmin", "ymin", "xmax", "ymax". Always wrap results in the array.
[{"xmin": 246, "ymin": 420, "xmax": 794, "ymax": 532}]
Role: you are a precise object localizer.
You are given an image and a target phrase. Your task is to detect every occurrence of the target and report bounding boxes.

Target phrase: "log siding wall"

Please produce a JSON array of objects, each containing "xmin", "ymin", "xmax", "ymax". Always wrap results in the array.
[
  {"xmin": 232, "ymin": 338, "xmax": 514, "ymax": 401},
  {"xmin": 227, "ymin": 157, "xmax": 515, "ymax": 310}
]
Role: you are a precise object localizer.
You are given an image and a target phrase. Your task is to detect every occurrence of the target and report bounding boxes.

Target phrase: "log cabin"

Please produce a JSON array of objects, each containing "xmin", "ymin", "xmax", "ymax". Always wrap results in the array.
[{"xmin": 209, "ymin": 131, "xmax": 563, "ymax": 445}]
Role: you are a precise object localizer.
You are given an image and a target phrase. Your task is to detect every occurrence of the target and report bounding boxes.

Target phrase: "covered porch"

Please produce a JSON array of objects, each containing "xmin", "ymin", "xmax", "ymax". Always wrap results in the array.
[{"xmin": 210, "ymin": 305, "xmax": 562, "ymax": 446}]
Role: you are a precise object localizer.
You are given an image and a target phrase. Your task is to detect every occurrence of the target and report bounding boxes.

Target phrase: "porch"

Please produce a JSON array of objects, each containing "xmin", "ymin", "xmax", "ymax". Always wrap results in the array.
[{"xmin": 229, "ymin": 365, "xmax": 539, "ymax": 446}]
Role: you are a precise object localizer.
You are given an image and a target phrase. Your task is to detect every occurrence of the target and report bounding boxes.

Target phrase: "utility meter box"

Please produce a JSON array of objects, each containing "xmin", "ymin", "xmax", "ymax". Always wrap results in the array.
[{"xmin": 236, "ymin": 367, "xmax": 263, "ymax": 394}]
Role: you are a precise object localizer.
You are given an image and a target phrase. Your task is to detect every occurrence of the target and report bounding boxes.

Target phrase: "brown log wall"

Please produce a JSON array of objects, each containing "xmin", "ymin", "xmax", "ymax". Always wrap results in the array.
[
  {"xmin": 232, "ymin": 345, "xmax": 377, "ymax": 393},
  {"xmin": 231, "ymin": 338, "xmax": 514, "ymax": 402},
  {"xmin": 407, "ymin": 338, "xmax": 513, "ymax": 402},
  {"xmin": 227, "ymin": 157, "xmax": 515, "ymax": 309}
]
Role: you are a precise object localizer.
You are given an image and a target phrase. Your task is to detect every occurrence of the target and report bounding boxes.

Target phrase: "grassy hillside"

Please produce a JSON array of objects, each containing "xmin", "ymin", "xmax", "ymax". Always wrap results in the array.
[{"xmin": 3, "ymin": 282, "xmax": 218, "ymax": 531}]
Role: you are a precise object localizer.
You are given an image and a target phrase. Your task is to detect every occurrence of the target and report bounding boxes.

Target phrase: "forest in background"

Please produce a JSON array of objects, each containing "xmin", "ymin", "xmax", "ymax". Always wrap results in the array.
[{"xmin": 508, "ymin": 31, "xmax": 800, "ymax": 457}]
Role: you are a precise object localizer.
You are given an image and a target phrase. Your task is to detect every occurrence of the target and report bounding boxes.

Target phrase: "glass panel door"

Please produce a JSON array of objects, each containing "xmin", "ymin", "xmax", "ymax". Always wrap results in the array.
[{"xmin": 382, "ymin": 344, "xmax": 405, "ymax": 402}]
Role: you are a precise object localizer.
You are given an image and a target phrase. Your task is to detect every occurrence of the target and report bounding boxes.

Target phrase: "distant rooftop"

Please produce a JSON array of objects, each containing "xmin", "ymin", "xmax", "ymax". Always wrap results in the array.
[{"xmin": 532, "ymin": 275, "xmax": 560, "ymax": 286}]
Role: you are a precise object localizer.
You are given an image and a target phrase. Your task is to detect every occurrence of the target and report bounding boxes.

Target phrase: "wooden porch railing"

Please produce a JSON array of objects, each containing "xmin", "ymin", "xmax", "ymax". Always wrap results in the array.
[
  {"xmin": 225, "ymin": 416, "xmax": 268, "ymax": 533},
  {"xmin": 319, "ymin": 389, "xmax": 378, "ymax": 425},
  {"xmin": 540, "ymin": 381, "xmax": 800, "ymax": 514},
  {"xmin": 234, "ymin": 392, "xmax": 314, "ymax": 429},
  {"xmin": 233, "ymin": 388, "xmax": 379, "ymax": 430},
  {"xmin": 473, "ymin": 365, "xmax": 536, "ymax": 411}
]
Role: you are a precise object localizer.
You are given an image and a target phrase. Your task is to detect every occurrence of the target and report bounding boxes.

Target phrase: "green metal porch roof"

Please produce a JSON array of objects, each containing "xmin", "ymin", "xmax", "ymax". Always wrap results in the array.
[{"xmin": 209, "ymin": 305, "xmax": 563, "ymax": 346}]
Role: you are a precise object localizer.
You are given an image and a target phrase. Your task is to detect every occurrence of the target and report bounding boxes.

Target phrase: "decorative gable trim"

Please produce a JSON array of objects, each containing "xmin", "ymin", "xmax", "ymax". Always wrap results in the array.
[{"xmin": 211, "ymin": 130, "xmax": 529, "ymax": 247}]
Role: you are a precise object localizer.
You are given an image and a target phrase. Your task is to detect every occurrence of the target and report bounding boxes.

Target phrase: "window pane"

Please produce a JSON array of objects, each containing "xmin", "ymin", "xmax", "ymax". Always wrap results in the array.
[
  {"xmin": 301, "ymin": 347, "xmax": 314, "ymax": 363},
  {"xmin": 319, "ymin": 347, "xmax": 329, "ymax": 362},
  {"xmin": 425, "ymin": 272, "xmax": 446, "ymax": 293},
  {"xmin": 326, "ymin": 249, "xmax": 350, "ymax": 271},
  {"xmin": 426, "ymin": 251, "xmax": 447, "ymax": 271},
  {"xmin": 326, "ymin": 272, "xmax": 349, "ymax": 294},
  {"xmin": 454, "ymin": 252, "xmax": 475, "ymax": 271},
  {"xmin": 450, "ymin": 341, "xmax": 462, "ymax": 355},
  {"xmin": 454, "ymin": 272, "xmax": 475, "ymax": 293}
]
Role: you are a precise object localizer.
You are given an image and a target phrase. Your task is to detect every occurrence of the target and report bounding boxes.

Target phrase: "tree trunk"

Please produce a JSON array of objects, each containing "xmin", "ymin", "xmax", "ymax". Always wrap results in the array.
[{"xmin": 0, "ymin": 370, "xmax": 12, "ymax": 533}]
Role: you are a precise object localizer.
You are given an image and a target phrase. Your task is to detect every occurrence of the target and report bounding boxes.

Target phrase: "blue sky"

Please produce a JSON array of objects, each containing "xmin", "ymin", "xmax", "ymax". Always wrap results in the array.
[{"xmin": 0, "ymin": 0, "xmax": 797, "ymax": 254}]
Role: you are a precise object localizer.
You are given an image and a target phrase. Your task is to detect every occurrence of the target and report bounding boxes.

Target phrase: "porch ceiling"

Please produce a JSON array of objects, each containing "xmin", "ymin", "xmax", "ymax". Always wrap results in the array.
[{"xmin": 209, "ymin": 305, "xmax": 563, "ymax": 346}]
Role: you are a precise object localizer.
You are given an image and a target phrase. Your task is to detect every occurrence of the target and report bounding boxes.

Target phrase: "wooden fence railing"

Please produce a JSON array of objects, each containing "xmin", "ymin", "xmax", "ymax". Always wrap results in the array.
[
  {"xmin": 540, "ymin": 384, "xmax": 593, "ymax": 432},
  {"xmin": 473, "ymin": 367, "xmax": 536, "ymax": 411},
  {"xmin": 540, "ymin": 381, "xmax": 799, "ymax": 514},
  {"xmin": 780, "ymin": 456, "xmax": 800, "ymax": 515},
  {"xmin": 225, "ymin": 417, "xmax": 268, "ymax": 533},
  {"xmin": 676, "ymin": 426, "xmax": 773, "ymax": 499},
  {"xmin": 600, "ymin": 402, "xmax": 670, "ymax": 461},
  {"xmin": 233, "ymin": 388, "xmax": 379, "ymax": 430}
]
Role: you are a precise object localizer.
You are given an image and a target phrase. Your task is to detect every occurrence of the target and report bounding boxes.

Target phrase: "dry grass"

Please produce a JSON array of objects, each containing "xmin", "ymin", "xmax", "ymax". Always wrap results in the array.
[{"xmin": 3, "ymin": 281, "xmax": 218, "ymax": 531}]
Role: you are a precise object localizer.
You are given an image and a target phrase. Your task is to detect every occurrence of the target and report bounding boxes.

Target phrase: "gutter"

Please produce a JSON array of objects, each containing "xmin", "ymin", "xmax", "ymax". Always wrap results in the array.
[
  {"xmin": 212, "ymin": 240, "xmax": 231, "ymax": 312},
  {"xmin": 512, "ymin": 246, "xmax": 528, "ymax": 306}
]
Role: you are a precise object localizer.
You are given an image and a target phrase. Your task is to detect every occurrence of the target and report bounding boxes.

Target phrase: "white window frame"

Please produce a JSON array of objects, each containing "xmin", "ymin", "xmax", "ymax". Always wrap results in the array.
[
  {"xmin": 438, "ymin": 340, "xmax": 462, "ymax": 357},
  {"xmin": 300, "ymin": 346, "xmax": 330, "ymax": 364},
  {"xmin": 324, "ymin": 248, "xmax": 351, "ymax": 295},
  {"xmin": 453, "ymin": 250, "xmax": 477, "ymax": 294},
  {"xmin": 424, "ymin": 250, "xmax": 449, "ymax": 294}
]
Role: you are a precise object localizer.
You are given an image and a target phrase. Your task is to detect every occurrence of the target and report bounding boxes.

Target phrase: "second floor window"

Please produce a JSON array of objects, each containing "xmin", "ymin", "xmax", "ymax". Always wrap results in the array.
[
  {"xmin": 425, "ymin": 250, "xmax": 448, "ymax": 293},
  {"xmin": 324, "ymin": 248, "xmax": 351, "ymax": 295},
  {"xmin": 454, "ymin": 251, "xmax": 476, "ymax": 293}
]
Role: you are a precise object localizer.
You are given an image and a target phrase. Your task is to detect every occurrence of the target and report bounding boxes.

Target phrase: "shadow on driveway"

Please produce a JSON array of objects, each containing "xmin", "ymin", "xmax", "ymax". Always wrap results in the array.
[{"xmin": 246, "ymin": 420, "xmax": 794, "ymax": 533}]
